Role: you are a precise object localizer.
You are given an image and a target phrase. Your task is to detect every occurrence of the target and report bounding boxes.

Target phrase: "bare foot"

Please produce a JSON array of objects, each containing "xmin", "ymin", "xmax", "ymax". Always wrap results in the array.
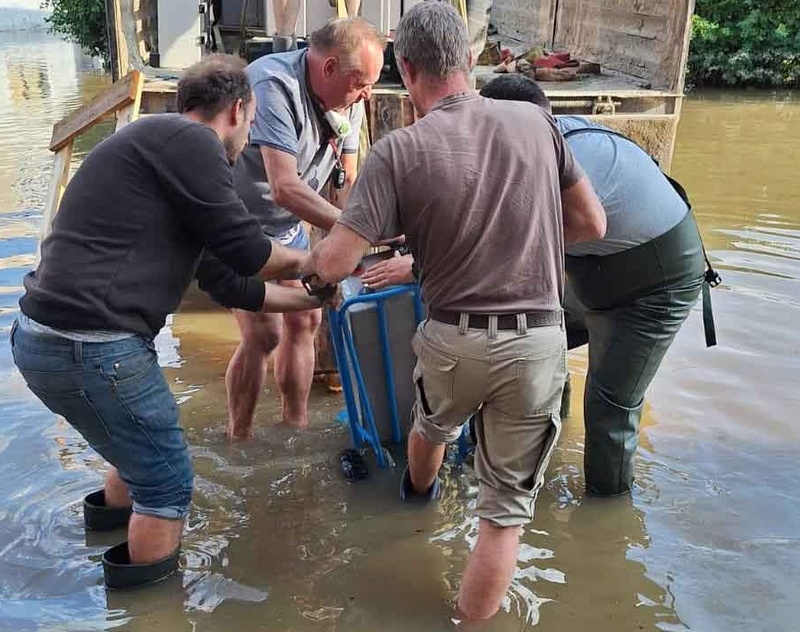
[{"xmin": 226, "ymin": 424, "xmax": 255, "ymax": 441}]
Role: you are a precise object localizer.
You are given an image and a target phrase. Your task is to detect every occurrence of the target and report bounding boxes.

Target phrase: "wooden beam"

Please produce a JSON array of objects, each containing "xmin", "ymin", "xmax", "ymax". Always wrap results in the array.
[
  {"xmin": 37, "ymin": 144, "xmax": 74, "ymax": 261},
  {"xmin": 115, "ymin": 71, "xmax": 145, "ymax": 131},
  {"xmin": 367, "ymin": 90, "xmax": 417, "ymax": 143},
  {"xmin": 49, "ymin": 70, "xmax": 143, "ymax": 152},
  {"xmin": 105, "ymin": 0, "xmax": 121, "ymax": 82}
]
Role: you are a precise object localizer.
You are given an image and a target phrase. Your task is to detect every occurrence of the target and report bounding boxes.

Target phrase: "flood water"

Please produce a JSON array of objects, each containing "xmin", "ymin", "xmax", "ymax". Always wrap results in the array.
[{"xmin": 1, "ymin": 31, "xmax": 798, "ymax": 632}]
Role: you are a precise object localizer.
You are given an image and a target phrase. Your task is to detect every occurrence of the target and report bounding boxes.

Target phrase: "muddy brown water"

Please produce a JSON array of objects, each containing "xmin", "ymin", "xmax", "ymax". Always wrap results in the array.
[{"xmin": 1, "ymin": 31, "xmax": 798, "ymax": 632}]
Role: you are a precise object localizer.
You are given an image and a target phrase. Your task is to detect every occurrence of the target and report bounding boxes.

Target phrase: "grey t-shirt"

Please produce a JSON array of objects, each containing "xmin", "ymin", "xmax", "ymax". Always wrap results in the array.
[
  {"xmin": 234, "ymin": 49, "xmax": 364, "ymax": 236},
  {"xmin": 339, "ymin": 93, "xmax": 583, "ymax": 315},
  {"xmin": 557, "ymin": 116, "xmax": 688, "ymax": 256}
]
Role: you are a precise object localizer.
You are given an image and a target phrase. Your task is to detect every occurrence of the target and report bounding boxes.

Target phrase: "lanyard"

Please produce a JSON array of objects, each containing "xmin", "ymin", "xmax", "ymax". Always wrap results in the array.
[{"xmin": 328, "ymin": 137, "xmax": 343, "ymax": 167}]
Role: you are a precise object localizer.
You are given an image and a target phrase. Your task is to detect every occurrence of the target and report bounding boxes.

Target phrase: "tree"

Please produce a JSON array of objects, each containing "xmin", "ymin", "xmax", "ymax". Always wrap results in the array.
[
  {"xmin": 689, "ymin": 0, "xmax": 800, "ymax": 87},
  {"xmin": 41, "ymin": 0, "xmax": 108, "ymax": 61}
]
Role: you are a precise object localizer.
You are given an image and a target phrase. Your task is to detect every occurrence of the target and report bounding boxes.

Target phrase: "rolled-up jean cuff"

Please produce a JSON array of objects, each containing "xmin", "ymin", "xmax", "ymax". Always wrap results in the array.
[
  {"xmin": 475, "ymin": 484, "xmax": 537, "ymax": 528},
  {"xmin": 132, "ymin": 501, "xmax": 189, "ymax": 521}
]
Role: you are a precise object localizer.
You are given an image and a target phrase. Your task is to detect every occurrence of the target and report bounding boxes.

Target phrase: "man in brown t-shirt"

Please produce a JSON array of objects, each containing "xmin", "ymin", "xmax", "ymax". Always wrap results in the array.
[{"xmin": 304, "ymin": 2, "xmax": 605, "ymax": 621}]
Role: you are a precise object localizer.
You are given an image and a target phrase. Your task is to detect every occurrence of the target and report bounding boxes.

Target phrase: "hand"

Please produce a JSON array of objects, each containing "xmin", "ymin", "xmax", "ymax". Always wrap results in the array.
[
  {"xmin": 361, "ymin": 252, "xmax": 414, "ymax": 290},
  {"xmin": 320, "ymin": 283, "xmax": 343, "ymax": 310},
  {"xmin": 302, "ymin": 274, "xmax": 342, "ymax": 310}
]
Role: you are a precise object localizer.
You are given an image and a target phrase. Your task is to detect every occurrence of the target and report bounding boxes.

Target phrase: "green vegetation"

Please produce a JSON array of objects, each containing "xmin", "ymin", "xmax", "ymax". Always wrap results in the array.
[
  {"xmin": 688, "ymin": 0, "xmax": 800, "ymax": 88},
  {"xmin": 41, "ymin": 0, "xmax": 108, "ymax": 61}
]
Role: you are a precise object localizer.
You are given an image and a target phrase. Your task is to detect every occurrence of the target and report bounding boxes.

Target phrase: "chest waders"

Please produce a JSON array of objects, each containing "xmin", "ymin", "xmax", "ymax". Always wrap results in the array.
[
  {"xmin": 562, "ymin": 126, "xmax": 722, "ymax": 495},
  {"xmin": 563, "ymin": 126, "xmax": 721, "ymax": 347}
]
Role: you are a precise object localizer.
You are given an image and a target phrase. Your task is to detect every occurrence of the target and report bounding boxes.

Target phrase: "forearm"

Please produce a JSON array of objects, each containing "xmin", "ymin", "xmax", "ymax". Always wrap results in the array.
[
  {"xmin": 276, "ymin": 178, "xmax": 341, "ymax": 230},
  {"xmin": 307, "ymin": 240, "xmax": 359, "ymax": 284},
  {"xmin": 562, "ymin": 176, "xmax": 607, "ymax": 245},
  {"xmin": 305, "ymin": 224, "xmax": 368, "ymax": 284},
  {"xmin": 328, "ymin": 181, "xmax": 354, "ymax": 210},
  {"xmin": 262, "ymin": 283, "xmax": 322, "ymax": 312},
  {"xmin": 257, "ymin": 240, "xmax": 308, "ymax": 281},
  {"xmin": 329, "ymin": 152, "xmax": 358, "ymax": 210}
]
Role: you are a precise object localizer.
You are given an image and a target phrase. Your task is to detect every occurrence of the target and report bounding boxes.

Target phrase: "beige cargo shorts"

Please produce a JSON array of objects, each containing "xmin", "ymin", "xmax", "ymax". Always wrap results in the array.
[{"xmin": 411, "ymin": 316, "xmax": 567, "ymax": 527}]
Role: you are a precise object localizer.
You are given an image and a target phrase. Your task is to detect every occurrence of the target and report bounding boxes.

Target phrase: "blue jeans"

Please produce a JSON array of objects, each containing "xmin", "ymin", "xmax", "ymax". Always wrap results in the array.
[{"xmin": 10, "ymin": 321, "xmax": 193, "ymax": 520}]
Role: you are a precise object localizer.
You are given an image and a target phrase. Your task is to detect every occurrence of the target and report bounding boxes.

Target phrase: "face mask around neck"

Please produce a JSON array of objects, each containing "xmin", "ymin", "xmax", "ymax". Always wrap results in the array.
[{"xmin": 324, "ymin": 109, "xmax": 352, "ymax": 139}]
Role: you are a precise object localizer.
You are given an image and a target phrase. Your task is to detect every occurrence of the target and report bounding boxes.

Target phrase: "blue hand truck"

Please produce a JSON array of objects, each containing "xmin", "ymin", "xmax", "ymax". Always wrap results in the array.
[{"xmin": 327, "ymin": 282, "xmax": 474, "ymax": 468}]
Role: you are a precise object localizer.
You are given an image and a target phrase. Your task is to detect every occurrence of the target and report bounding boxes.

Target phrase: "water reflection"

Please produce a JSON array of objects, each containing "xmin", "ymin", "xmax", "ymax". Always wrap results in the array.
[{"xmin": 1, "ymin": 27, "xmax": 799, "ymax": 632}]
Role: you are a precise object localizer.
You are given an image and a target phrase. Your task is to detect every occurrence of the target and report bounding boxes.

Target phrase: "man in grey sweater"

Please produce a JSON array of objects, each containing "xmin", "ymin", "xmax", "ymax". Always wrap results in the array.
[{"xmin": 11, "ymin": 54, "xmax": 334, "ymax": 588}]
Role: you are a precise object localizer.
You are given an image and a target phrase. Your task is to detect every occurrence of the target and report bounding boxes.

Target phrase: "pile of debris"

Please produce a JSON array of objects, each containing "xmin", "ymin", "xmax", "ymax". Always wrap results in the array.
[{"xmin": 477, "ymin": 42, "xmax": 601, "ymax": 82}]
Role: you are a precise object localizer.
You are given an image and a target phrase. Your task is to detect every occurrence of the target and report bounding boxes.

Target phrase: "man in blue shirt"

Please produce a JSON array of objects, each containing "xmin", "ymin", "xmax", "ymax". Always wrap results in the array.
[
  {"xmin": 479, "ymin": 74, "xmax": 706, "ymax": 496},
  {"xmin": 224, "ymin": 18, "xmax": 385, "ymax": 438}
]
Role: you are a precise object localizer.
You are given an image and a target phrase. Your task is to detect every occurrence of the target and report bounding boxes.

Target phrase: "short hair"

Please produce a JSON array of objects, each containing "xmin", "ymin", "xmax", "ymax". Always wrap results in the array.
[
  {"xmin": 479, "ymin": 74, "xmax": 551, "ymax": 110},
  {"xmin": 309, "ymin": 18, "xmax": 386, "ymax": 72},
  {"xmin": 393, "ymin": 2, "xmax": 470, "ymax": 78},
  {"xmin": 177, "ymin": 54, "xmax": 252, "ymax": 120}
]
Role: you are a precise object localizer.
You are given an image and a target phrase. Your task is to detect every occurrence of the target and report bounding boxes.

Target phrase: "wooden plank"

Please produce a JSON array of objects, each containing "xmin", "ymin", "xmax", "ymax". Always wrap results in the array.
[
  {"xmin": 367, "ymin": 91, "xmax": 417, "ymax": 143},
  {"xmin": 115, "ymin": 71, "xmax": 144, "ymax": 130},
  {"xmin": 105, "ymin": 0, "xmax": 122, "ymax": 82},
  {"xmin": 37, "ymin": 145, "xmax": 73, "ymax": 260},
  {"xmin": 49, "ymin": 70, "xmax": 142, "ymax": 152},
  {"xmin": 674, "ymin": 0, "xmax": 697, "ymax": 93},
  {"xmin": 114, "ymin": 0, "xmax": 131, "ymax": 79}
]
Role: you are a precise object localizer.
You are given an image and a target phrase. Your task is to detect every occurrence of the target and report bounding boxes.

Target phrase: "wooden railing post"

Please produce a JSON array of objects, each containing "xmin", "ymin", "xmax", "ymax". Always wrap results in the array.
[{"xmin": 37, "ymin": 70, "xmax": 144, "ymax": 262}]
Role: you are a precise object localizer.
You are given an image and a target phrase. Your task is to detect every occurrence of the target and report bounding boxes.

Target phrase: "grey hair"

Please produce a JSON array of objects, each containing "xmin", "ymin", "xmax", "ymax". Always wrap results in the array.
[
  {"xmin": 310, "ymin": 17, "xmax": 386, "ymax": 73},
  {"xmin": 393, "ymin": 2, "xmax": 470, "ymax": 78}
]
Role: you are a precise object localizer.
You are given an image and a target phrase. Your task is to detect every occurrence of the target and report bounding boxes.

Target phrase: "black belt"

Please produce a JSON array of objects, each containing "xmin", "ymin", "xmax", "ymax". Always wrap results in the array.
[{"xmin": 430, "ymin": 309, "xmax": 562, "ymax": 330}]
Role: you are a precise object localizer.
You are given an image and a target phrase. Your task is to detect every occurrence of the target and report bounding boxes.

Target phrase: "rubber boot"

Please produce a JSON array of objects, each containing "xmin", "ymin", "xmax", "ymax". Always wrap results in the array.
[
  {"xmin": 399, "ymin": 465, "xmax": 440, "ymax": 503},
  {"xmin": 583, "ymin": 387, "xmax": 642, "ymax": 497},
  {"xmin": 83, "ymin": 490, "xmax": 132, "ymax": 531},
  {"xmin": 102, "ymin": 542, "xmax": 180, "ymax": 590},
  {"xmin": 272, "ymin": 34, "xmax": 296, "ymax": 53}
]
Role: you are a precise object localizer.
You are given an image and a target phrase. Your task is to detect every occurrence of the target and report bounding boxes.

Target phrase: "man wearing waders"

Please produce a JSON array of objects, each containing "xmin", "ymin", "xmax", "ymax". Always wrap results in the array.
[{"xmin": 481, "ymin": 74, "xmax": 715, "ymax": 496}]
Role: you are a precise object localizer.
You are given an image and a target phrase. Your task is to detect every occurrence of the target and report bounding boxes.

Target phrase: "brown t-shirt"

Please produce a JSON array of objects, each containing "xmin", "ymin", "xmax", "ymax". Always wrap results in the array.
[{"xmin": 339, "ymin": 93, "xmax": 583, "ymax": 314}]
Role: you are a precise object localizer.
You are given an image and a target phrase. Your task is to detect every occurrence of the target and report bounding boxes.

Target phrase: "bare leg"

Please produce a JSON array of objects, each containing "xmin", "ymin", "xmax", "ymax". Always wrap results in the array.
[
  {"xmin": 104, "ymin": 467, "xmax": 132, "ymax": 508},
  {"xmin": 274, "ymin": 0, "xmax": 301, "ymax": 37},
  {"xmin": 128, "ymin": 514, "xmax": 184, "ymax": 564},
  {"xmin": 407, "ymin": 427, "xmax": 446, "ymax": 492},
  {"xmin": 457, "ymin": 519, "xmax": 522, "ymax": 620},
  {"xmin": 344, "ymin": 0, "xmax": 361, "ymax": 16},
  {"xmin": 273, "ymin": 282, "xmax": 322, "ymax": 429},
  {"xmin": 225, "ymin": 310, "xmax": 281, "ymax": 440}
]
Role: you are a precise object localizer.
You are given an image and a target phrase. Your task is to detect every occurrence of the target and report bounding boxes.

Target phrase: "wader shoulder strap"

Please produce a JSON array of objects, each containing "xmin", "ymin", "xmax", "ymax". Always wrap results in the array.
[{"xmin": 563, "ymin": 126, "xmax": 721, "ymax": 347}]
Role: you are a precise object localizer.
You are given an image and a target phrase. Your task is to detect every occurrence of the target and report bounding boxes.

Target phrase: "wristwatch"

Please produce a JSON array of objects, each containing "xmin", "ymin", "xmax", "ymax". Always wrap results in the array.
[{"xmin": 301, "ymin": 274, "xmax": 337, "ymax": 300}]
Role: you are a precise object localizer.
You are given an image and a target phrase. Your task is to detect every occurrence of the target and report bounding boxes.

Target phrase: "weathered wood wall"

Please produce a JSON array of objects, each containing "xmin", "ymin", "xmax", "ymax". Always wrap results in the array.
[
  {"xmin": 554, "ymin": 0, "xmax": 694, "ymax": 91},
  {"xmin": 490, "ymin": 0, "xmax": 557, "ymax": 47},
  {"xmin": 491, "ymin": 0, "xmax": 695, "ymax": 91},
  {"xmin": 588, "ymin": 113, "xmax": 678, "ymax": 172}
]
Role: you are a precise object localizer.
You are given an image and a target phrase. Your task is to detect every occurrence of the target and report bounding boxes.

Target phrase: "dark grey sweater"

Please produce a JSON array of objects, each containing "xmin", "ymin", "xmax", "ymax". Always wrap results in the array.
[{"xmin": 21, "ymin": 114, "xmax": 272, "ymax": 337}]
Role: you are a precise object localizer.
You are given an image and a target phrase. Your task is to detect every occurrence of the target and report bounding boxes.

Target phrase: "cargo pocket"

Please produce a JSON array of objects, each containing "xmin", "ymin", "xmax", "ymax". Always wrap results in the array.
[
  {"xmin": 509, "ymin": 346, "xmax": 567, "ymax": 417},
  {"xmin": 524, "ymin": 413, "xmax": 562, "ymax": 495},
  {"xmin": 412, "ymin": 332, "xmax": 459, "ymax": 418}
]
